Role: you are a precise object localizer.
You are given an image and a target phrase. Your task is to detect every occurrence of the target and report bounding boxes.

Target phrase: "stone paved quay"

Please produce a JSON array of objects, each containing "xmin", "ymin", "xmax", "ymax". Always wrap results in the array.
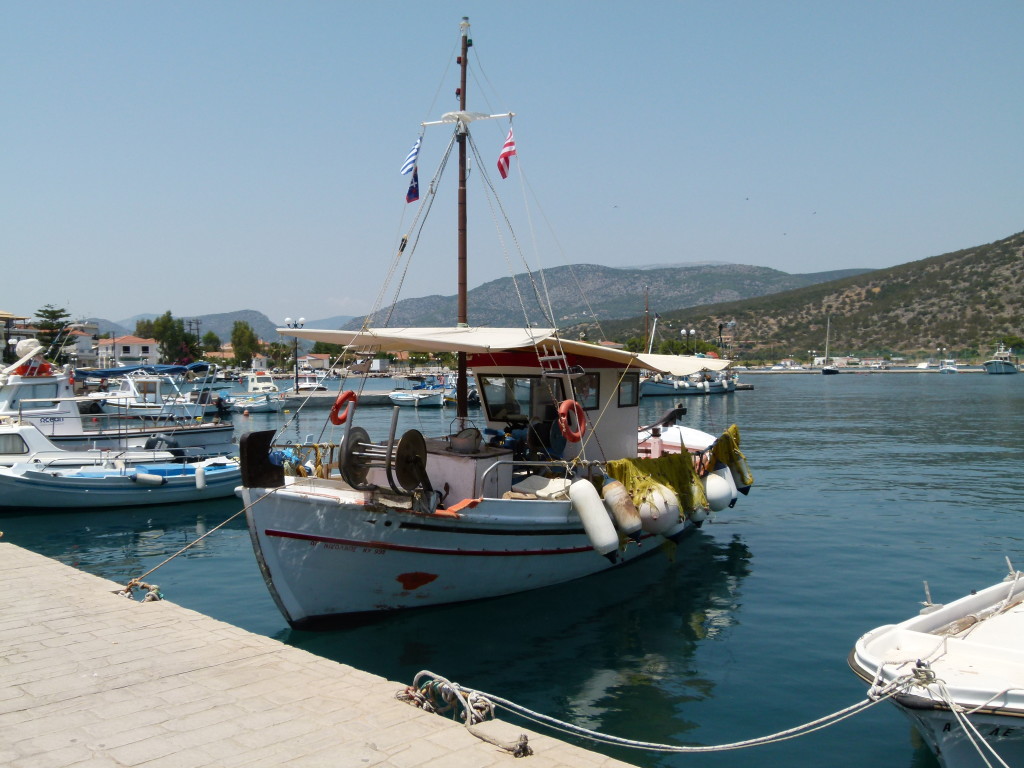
[{"xmin": 0, "ymin": 543, "xmax": 635, "ymax": 768}]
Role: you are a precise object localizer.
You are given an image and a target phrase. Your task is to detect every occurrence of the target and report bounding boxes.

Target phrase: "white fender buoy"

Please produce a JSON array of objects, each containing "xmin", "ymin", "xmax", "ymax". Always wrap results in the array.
[
  {"xmin": 638, "ymin": 483, "xmax": 681, "ymax": 534},
  {"xmin": 133, "ymin": 472, "xmax": 166, "ymax": 486},
  {"xmin": 195, "ymin": 466, "xmax": 207, "ymax": 490},
  {"xmin": 712, "ymin": 465, "xmax": 738, "ymax": 507},
  {"xmin": 702, "ymin": 472, "xmax": 732, "ymax": 512},
  {"xmin": 569, "ymin": 479, "xmax": 620, "ymax": 562},
  {"xmin": 601, "ymin": 479, "xmax": 642, "ymax": 541}
]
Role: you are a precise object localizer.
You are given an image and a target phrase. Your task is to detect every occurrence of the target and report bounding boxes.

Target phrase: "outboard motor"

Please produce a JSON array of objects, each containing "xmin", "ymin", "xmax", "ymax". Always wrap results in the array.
[{"xmin": 144, "ymin": 434, "xmax": 186, "ymax": 461}]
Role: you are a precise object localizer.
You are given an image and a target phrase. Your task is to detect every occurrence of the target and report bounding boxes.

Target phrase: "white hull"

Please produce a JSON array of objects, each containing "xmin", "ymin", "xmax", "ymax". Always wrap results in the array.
[
  {"xmin": 0, "ymin": 457, "xmax": 241, "ymax": 509},
  {"xmin": 242, "ymin": 479, "xmax": 688, "ymax": 627},
  {"xmin": 982, "ymin": 360, "xmax": 1018, "ymax": 374},
  {"xmin": 640, "ymin": 378, "xmax": 734, "ymax": 397},
  {"xmin": 850, "ymin": 571, "xmax": 1024, "ymax": 768},
  {"xmin": 388, "ymin": 390, "xmax": 445, "ymax": 407}
]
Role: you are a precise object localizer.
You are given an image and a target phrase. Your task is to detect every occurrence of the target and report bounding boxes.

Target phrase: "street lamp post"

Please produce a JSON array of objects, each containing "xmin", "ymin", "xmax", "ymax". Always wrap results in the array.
[
  {"xmin": 284, "ymin": 317, "xmax": 305, "ymax": 391},
  {"xmin": 688, "ymin": 328, "xmax": 696, "ymax": 354}
]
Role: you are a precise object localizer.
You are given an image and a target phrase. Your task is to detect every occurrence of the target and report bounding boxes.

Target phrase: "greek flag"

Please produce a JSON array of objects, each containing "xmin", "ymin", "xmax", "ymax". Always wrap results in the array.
[{"xmin": 400, "ymin": 137, "xmax": 421, "ymax": 175}]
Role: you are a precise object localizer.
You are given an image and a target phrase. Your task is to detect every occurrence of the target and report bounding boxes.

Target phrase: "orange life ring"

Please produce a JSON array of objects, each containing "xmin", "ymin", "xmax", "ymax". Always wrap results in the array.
[
  {"xmin": 557, "ymin": 399, "xmax": 586, "ymax": 443},
  {"xmin": 328, "ymin": 390, "xmax": 357, "ymax": 425}
]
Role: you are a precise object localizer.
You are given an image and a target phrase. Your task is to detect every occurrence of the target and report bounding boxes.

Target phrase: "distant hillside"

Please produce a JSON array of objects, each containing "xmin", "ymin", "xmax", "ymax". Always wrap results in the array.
[
  {"xmin": 584, "ymin": 231, "xmax": 1024, "ymax": 360},
  {"xmin": 345, "ymin": 264, "xmax": 871, "ymax": 329},
  {"xmin": 306, "ymin": 314, "xmax": 356, "ymax": 329},
  {"xmin": 91, "ymin": 311, "xmax": 281, "ymax": 345}
]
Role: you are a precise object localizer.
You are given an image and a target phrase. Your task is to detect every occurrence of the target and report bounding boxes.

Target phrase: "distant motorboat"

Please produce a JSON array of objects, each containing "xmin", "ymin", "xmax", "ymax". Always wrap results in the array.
[
  {"xmin": 640, "ymin": 369, "xmax": 736, "ymax": 396},
  {"xmin": 850, "ymin": 566, "xmax": 1024, "ymax": 768},
  {"xmin": 937, "ymin": 359, "xmax": 958, "ymax": 374},
  {"xmin": 982, "ymin": 343, "xmax": 1019, "ymax": 375}
]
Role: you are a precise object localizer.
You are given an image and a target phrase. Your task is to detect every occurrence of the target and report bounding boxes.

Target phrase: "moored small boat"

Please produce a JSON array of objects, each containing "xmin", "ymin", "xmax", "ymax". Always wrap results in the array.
[
  {"xmin": 0, "ymin": 455, "xmax": 241, "ymax": 509},
  {"xmin": 849, "ymin": 567, "xmax": 1024, "ymax": 768}
]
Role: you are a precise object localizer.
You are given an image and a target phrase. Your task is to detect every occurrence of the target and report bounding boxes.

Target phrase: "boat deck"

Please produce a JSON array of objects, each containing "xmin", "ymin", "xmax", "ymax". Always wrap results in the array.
[{"xmin": 0, "ymin": 541, "xmax": 632, "ymax": 767}]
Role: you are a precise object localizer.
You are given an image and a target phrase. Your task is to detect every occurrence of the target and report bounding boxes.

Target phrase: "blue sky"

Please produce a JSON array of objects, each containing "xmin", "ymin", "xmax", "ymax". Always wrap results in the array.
[{"xmin": 4, "ymin": 1, "xmax": 1022, "ymax": 326}]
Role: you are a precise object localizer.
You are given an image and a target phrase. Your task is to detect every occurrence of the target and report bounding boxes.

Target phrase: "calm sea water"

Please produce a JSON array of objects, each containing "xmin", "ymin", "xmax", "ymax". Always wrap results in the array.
[{"xmin": 4, "ymin": 372, "xmax": 1023, "ymax": 768}]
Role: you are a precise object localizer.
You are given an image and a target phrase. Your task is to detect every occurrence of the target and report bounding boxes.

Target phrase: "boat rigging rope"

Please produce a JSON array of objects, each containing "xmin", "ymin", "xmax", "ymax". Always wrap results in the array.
[{"xmin": 399, "ymin": 670, "xmax": 912, "ymax": 755}]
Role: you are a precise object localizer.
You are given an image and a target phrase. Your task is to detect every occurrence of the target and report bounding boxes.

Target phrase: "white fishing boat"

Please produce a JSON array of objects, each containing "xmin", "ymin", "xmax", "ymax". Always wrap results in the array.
[
  {"xmin": 231, "ymin": 392, "xmax": 286, "ymax": 414},
  {"xmin": 238, "ymin": 372, "xmax": 279, "ymax": 394},
  {"xmin": 639, "ymin": 368, "xmax": 736, "ymax": 397},
  {"xmin": 0, "ymin": 455, "xmax": 241, "ymax": 509},
  {"xmin": 938, "ymin": 359, "xmax": 959, "ymax": 374},
  {"xmin": 87, "ymin": 372, "xmax": 222, "ymax": 419},
  {"xmin": 388, "ymin": 388, "xmax": 445, "ymax": 407},
  {"xmin": 849, "ymin": 565, "xmax": 1024, "ymax": 768},
  {"xmin": 982, "ymin": 343, "xmax": 1019, "ymax": 375},
  {"xmin": 0, "ymin": 340, "xmax": 234, "ymax": 452},
  {"xmin": 237, "ymin": 18, "xmax": 754, "ymax": 628}
]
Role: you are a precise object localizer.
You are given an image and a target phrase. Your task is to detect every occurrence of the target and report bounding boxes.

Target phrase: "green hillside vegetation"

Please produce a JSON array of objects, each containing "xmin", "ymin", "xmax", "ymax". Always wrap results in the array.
[
  {"xmin": 345, "ymin": 264, "xmax": 870, "ymax": 329},
  {"xmin": 581, "ymin": 230, "xmax": 1024, "ymax": 363}
]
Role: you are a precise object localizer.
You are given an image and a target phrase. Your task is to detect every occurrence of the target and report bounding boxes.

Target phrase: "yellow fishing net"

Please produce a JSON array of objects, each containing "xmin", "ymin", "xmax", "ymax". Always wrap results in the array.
[
  {"xmin": 606, "ymin": 452, "xmax": 708, "ymax": 519},
  {"xmin": 606, "ymin": 424, "xmax": 754, "ymax": 519},
  {"xmin": 710, "ymin": 424, "xmax": 754, "ymax": 490}
]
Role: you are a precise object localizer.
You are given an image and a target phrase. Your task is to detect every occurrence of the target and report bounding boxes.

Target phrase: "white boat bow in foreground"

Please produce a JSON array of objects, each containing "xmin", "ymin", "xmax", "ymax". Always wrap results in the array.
[{"xmin": 850, "ymin": 566, "xmax": 1024, "ymax": 768}]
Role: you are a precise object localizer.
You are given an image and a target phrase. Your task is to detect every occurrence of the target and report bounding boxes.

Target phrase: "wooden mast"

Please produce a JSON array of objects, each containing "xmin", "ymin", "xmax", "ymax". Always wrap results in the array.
[{"xmin": 455, "ymin": 17, "xmax": 470, "ymax": 420}]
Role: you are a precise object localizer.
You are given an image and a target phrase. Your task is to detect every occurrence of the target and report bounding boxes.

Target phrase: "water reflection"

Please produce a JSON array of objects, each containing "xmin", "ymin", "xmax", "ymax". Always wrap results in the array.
[{"xmin": 280, "ymin": 530, "xmax": 751, "ymax": 753}]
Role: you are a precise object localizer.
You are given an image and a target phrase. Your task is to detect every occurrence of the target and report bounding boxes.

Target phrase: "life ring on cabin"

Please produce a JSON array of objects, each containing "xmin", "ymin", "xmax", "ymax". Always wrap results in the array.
[
  {"xmin": 15, "ymin": 361, "xmax": 53, "ymax": 377},
  {"xmin": 328, "ymin": 390, "xmax": 357, "ymax": 425},
  {"xmin": 557, "ymin": 399, "xmax": 586, "ymax": 443}
]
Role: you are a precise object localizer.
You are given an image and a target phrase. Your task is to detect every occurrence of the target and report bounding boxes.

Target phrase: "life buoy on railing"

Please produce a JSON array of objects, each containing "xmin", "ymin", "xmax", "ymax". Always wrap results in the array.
[
  {"xmin": 328, "ymin": 390, "xmax": 357, "ymax": 425},
  {"xmin": 557, "ymin": 399, "xmax": 586, "ymax": 443},
  {"xmin": 14, "ymin": 361, "xmax": 53, "ymax": 377}
]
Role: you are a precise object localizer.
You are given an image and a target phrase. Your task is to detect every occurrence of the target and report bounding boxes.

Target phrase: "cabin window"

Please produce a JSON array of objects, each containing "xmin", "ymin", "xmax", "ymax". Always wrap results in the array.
[
  {"xmin": 2, "ymin": 381, "xmax": 60, "ymax": 410},
  {"xmin": 478, "ymin": 374, "xmax": 564, "ymax": 425},
  {"xmin": 618, "ymin": 373, "xmax": 639, "ymax": 407},
  {"xmin": 0, "ymin": 434, "xmax": 29, "ymax": 454},
  {"xmin": 573, "ymin": 373, "xmax": 600, "ymax": 410}
]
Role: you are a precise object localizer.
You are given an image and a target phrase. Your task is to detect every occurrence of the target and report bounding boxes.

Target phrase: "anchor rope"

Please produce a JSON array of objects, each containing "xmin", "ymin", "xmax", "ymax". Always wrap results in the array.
[
  {"xmin": 399, "ymin": 670, "xmax": 912, "ymax": 754},
  {"xmin": 117, "ymin": 485, "xmax": 281, "ymax": 599}
]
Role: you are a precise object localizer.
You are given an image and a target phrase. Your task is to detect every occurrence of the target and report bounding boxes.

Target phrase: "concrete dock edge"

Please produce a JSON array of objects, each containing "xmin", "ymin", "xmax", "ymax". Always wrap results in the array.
[{"xmin": 0, "ymin": 542, "xmax": 636, "ymax": 768}]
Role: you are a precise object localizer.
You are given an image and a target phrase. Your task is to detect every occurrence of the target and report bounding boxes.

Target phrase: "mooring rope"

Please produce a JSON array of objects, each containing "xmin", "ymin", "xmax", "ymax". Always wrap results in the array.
[
  {"xmin": 399, "ymin": 670, "xmax": 912, "ymax": 754},
  {"xmin": 116, "ymin": 485, "xmax": 281, "ymax": 601}
]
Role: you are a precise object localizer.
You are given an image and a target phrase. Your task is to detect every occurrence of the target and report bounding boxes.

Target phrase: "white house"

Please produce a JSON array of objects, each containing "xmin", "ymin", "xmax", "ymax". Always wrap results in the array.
[{"xmin": 96, "ymin": 336, "xmax": 160, "ymax": 367}]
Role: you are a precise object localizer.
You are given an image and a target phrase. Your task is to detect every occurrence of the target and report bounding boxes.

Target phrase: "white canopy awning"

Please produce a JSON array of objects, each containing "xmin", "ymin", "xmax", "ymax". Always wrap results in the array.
[
  {"xmin": 635, "ymin": 353, "xmax": 731, "ymax": 376},
  {"xmin": 280, "ymin": 326, "xmax": 730, "ymax": 375}
]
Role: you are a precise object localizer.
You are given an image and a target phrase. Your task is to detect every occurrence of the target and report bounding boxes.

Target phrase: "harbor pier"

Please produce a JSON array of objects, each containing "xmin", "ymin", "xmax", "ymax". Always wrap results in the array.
[{"xmin": 0, "ymin": 542, "xmax": 631, "ymax": 768}]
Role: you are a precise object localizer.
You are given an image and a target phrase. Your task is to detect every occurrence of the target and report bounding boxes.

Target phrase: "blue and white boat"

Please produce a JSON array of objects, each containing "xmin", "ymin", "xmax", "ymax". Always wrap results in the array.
[
  {"xmin": 982, "ymin": 343, "xmax": 1019, "ymax": 375},
  {"xmin": 0, "ymin": 455, "xmax": 241, "ymax": 509}
]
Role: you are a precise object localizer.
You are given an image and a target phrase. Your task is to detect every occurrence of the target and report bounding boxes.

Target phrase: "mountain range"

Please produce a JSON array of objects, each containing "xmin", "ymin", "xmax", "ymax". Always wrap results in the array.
[
  {"xmin": 581, "ymin": 230, "xmax": 1024, "ymax": 359},
  {"xmin": 340, "ymin": 264, "xmax": 871, "ymax": 329},
  {"xmin": 83, "ymin": 228, "xmax": 1024, "ymax": 360}
]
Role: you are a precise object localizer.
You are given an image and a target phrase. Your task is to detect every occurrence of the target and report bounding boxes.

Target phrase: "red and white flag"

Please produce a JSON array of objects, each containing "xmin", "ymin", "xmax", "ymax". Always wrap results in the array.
[{"xmin": 497, "ymin": 128, "xmax": 516, "ymax": 179}]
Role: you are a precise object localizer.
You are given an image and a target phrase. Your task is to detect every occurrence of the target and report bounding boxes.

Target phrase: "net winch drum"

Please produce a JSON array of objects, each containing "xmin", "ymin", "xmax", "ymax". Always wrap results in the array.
[{"xmin": 339, "ymin": 409, "xmax": 432, "ymax": 496}]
